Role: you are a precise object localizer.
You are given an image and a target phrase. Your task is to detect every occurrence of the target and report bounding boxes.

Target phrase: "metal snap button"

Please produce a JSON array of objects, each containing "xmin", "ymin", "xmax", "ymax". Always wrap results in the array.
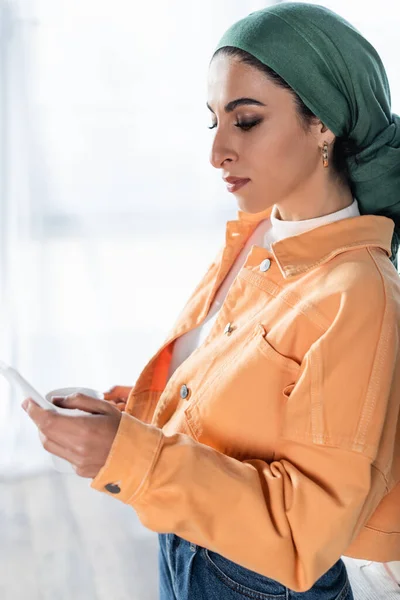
[
  {"xmin": 224, "ymin": 322, "xmax": 233, "ymax": 335},
  {"xmin": 105, "ymin": 483, "xmax": 121, "ymax": 494},
  {"xmin": 260, "ymin": 258, "xmax": 271, "ymax": 272},
  {"xmin": 180, "ymin": 384, "xmax": 189, "ymax": 399}
]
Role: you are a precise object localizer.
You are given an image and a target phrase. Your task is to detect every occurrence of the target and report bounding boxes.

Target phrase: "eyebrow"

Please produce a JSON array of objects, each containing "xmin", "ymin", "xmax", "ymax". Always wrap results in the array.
[{"xmin": 206, "ymin": 97, "xmax": 267, "ymax": 114}]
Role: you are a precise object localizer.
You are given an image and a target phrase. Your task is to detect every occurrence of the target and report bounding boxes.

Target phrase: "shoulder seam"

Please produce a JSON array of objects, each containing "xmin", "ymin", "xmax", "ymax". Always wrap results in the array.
[{"xmin": 352, "ymin": 248, "xmax": 389, "ymax": 452}]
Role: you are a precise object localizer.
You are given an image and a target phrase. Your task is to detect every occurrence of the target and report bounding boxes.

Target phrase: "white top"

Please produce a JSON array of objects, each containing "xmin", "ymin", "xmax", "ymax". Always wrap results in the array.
[{"xmin": 167, "ymin": 199, "xmax": 360, "ymax": 380}]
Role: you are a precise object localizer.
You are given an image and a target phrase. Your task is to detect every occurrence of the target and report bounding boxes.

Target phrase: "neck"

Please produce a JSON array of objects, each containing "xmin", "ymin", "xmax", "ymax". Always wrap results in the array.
[{"xmin": 274, "ymin": 173, "xmax": 354, "ymax": 222}]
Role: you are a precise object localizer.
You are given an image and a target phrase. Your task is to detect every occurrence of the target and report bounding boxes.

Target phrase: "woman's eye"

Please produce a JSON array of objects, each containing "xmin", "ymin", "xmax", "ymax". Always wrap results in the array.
[
  {"xmin": 207, "ymin": 119, "xmax": 262, "ymax": 131},
  {"xmin": 235, "ymin": 119, "xmax": 262, "ymax": 131}
]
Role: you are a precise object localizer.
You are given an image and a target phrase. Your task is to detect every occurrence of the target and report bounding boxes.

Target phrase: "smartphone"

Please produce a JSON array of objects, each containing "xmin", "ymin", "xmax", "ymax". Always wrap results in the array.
[{"xmin": 0, "ymin": 361, "xmax": 61, "ymax": 413}]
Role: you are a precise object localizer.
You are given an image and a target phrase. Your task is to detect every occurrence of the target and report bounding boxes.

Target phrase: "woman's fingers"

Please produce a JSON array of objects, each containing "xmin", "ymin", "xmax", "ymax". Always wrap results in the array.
[
  {"xmin": 115, "ymin": 401, "xmax": 127, "ymax": 412},
  {"xmin": 104, "ymin": 398, "xmax": 127, "ymax": 411},
  {"xmin": 103, "ymin": 385, "xmax": 132, "ymax": 401},
  {"xmin": 103, "ymin": 385, "xmax": 131, "ymax": 412}
]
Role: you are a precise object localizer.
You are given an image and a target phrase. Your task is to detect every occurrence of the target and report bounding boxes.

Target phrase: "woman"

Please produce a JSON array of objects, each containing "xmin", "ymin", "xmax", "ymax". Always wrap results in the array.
[{"xmin": 23, "ymin": 3, "xmax": 400, "ymax": 599}]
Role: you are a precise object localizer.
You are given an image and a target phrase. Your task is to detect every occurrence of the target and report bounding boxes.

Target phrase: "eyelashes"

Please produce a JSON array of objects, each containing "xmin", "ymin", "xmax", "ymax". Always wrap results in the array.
[{"xmin": 208, "ymin": 118, "xmax": 263, "ymax": 132}]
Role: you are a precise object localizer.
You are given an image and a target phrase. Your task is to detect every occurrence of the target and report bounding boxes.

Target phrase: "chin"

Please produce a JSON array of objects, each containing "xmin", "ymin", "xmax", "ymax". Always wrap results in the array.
[{"xmin": 236, "ymin": 196, "xmax": 273, "ymax": 215}]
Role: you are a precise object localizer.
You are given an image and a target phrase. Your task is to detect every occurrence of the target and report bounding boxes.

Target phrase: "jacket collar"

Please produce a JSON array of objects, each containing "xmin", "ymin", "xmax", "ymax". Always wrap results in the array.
[{"xmin": 236, "ymin": 206, "xmax": 394, "ymax": 278}]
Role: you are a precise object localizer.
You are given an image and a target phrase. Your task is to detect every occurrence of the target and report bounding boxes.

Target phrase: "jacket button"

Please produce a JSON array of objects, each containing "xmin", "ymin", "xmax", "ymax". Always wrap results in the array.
[
  {"xmin": 180, "ymin": 384, "xmax": 189, "ymax": 399},
  {"xmin": 260, "ymin": 258, "xmax": 271, "ymax": 272},
  {"xmin": 105, "ymin": 483, "xmax": 121, "ymax": 494},
  {"xmin": 224, "ymin": 323, "xmax": 233, "ymax": 335}
]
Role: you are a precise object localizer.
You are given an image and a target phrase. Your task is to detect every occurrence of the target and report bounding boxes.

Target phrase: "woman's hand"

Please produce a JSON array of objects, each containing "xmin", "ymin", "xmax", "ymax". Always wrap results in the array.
[
  {"xmin": 22, "ymin": 393, "xmax": 122, "ymax": 479},
  {"xmin": 103, "ymin": 385, "xmax": 132, "ymax": 412}
]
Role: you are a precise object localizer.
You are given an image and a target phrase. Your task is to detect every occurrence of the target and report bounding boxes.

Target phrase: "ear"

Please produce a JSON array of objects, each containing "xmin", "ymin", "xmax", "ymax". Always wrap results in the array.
[{"xmin": 318, "ymin": 122, "xmax": 336, "ymax": 147}]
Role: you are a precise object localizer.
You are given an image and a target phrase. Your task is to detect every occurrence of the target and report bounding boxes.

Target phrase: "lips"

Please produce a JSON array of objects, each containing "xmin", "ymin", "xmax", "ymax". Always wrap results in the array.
[
  {"xmin": 224, "ymin": 177, "xmax": 250, "ymax": 193},
  {"xmin": 223, "ymin": 176, "xmax": 250, "ymax": 184}
]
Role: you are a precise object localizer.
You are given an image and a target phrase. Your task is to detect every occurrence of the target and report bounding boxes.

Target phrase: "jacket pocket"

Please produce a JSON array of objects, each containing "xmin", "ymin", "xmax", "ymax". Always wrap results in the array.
[
  {"xmin": 253, "ymin": 323, "xmax": 301, "ymax": 373},
  {"xmin": 184, "ymin": 321, "xmax": 301, "ymax": 461},
  {"xmin": 283, "ymin": 382, "xmax": 296, "ymax": 398}
]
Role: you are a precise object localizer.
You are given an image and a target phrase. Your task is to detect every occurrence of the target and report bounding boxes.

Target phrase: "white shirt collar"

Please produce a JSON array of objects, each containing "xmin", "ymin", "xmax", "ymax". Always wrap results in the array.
[{"xmin": 267, "ymin": 198, "xmax": 360, "ymax": 244}]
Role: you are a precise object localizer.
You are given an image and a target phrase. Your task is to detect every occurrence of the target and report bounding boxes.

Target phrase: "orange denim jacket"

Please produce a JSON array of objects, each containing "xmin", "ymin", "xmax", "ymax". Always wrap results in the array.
[{"xmin": 91, "ymin": 205, "xmax": 400, "ymax": 592}]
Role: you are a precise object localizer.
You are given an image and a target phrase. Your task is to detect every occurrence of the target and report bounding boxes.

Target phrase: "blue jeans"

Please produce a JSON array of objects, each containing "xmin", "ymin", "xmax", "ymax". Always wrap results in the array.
[{"xmin": 158, "ymin": 533, "xmax": 354, "ymax": 600}]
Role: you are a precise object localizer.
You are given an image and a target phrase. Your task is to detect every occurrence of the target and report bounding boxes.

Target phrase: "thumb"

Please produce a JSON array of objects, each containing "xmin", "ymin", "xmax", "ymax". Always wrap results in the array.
[{"xmin": 52, "ymin": 393, "xmax": 112, "ymax": 415}]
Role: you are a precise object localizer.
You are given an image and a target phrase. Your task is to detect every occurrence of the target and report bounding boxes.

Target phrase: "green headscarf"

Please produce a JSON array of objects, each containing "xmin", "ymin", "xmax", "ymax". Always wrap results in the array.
[{"xmin": 214, "ymin": 2, "xmax": 400, "ymax": 268}]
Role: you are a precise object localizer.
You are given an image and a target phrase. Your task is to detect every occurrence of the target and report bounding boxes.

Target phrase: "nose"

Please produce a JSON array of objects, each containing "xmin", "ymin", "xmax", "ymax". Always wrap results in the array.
[{"xmin": 209, "ymin": 129, "xmax": 236, "ymax": 169}]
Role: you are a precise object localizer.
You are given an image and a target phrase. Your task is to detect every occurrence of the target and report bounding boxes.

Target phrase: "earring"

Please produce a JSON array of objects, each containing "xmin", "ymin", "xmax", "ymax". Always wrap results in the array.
[{"xmin": 322, "ymin": 141, "xmax": 329, "ymax": 168}]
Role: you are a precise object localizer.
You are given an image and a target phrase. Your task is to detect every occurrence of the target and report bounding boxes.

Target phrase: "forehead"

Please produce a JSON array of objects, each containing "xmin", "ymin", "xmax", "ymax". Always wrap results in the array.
[
  {"xmin": 208, "ymin": 55, "xmax": 260, "ymax": 90},
  {"xmin": 207, "ymin": 54, "xmax": 275, "ymax": 105}
]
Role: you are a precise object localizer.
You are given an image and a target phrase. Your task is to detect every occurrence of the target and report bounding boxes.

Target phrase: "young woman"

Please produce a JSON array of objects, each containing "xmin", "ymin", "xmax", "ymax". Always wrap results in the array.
[{"xmin": 25, "ymin": 3, "xmax": 400, "ymax": 599}]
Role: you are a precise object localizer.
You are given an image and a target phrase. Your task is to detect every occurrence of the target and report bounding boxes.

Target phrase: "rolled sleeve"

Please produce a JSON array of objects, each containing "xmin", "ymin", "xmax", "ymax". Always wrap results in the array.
[{"xmin": 90, "ymin": 411, "xmax": 163, "ymax": 502}]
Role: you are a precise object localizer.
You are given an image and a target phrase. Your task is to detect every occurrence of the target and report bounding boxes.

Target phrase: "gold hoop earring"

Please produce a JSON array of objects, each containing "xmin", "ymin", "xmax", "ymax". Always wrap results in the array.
[{"xmin": 322, "ymin": 141, "xmax": 329, "ymax": 168}]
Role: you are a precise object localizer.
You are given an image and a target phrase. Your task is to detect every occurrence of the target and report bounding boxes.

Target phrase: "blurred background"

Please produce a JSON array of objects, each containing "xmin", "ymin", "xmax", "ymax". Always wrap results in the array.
[{"xmin": 0, "ymin": 1, "xmax": 399, "ymax": 598}]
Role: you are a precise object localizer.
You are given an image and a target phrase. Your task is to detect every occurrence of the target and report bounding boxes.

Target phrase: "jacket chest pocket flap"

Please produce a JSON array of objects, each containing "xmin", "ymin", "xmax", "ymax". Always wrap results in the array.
[{"xmin": 184, "ymin": 322, "xmax": 301, "ymax": 459}]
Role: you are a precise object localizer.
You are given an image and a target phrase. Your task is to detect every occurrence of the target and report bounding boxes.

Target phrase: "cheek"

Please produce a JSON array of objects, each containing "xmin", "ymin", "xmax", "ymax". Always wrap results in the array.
[{"xmin": 254, "ymin": 130, "xmax": 315, "ymax": 182}]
